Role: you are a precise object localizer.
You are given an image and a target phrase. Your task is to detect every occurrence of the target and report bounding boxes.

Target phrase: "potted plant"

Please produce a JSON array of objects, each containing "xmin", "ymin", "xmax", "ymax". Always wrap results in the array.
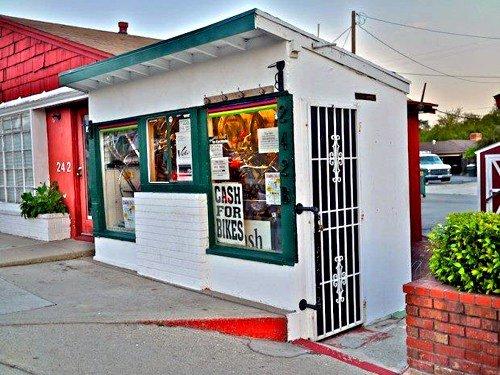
[{"xmin": 17, "ymin": 182, "xmax": 70, "ymax": 241}]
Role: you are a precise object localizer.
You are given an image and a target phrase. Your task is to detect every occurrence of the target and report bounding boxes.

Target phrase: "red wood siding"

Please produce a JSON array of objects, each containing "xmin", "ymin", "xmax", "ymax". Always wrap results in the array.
[
  {"xmin": 408, "ymin": 108, "xmax": 422, "ymax": 244},
  {"xmin": 0, "ymin": 22, "xmax": 109, "ymax": 102}
]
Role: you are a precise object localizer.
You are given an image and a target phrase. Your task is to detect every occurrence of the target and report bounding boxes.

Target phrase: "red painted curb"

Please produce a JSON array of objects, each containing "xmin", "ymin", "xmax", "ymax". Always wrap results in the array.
[
  {"xmin": 293, "ymin": 339, "xmax": 399, "ymax": 375},
  {"xmin": 142, "ymin": 316, "xmax": 287, "ymax": 342}
]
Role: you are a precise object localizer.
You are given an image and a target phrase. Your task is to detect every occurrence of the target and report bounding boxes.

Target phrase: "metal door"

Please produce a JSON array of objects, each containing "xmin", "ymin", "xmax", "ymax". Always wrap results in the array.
[{"xmin": 310, "ymin": 106, "xmax": 362, "ymax": 339}]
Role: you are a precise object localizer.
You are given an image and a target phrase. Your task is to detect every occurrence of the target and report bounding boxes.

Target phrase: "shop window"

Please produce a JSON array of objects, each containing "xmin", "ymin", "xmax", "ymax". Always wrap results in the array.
[
  {"xmin": 100, "ymin": 125, "xmax": 140, "ymax": 233},
  {"xmin": 0, "ymin": 112, "xmax": 33, "ymax": 203},
  {"xmin": 147, "ymin": 114, "xmax": 192, "ymax": 183},
  {"xmin": 207, "ymin": 101, "xmax": 282, "ymax": 253}
]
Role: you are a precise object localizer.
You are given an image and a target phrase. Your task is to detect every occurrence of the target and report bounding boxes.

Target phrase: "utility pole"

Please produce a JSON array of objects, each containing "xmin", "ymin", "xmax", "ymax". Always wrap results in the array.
[{"xmin": 351, "ymin": 10, "xmax": 356, "ymax": 54}]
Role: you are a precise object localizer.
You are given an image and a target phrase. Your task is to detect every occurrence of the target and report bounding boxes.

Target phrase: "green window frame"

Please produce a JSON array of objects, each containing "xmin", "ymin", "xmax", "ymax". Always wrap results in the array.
[
  {"xmin": 204, "ymin": 93, "xmax": 297, "ymax": 266},
  {"xmin": 88, "ymin": 94, "xmax": 296, "ymax": 265}
]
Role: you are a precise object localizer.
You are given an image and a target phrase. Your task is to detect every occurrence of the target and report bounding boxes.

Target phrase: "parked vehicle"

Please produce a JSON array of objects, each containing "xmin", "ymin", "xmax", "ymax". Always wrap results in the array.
[{"xmin": 420, "ymin": 151, "xmax": 452, "ymax": 182}]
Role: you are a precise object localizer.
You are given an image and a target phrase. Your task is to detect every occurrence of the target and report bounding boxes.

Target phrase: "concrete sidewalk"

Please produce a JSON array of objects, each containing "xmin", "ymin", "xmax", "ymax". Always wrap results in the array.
[
  {"xmin": 0, "ymin": 258, "xmax": 285, "ymax": 328},
  {"xmin": 0, "ymin": 233, "xmax": 94, "ymax": 267},
  {"xmin": 0, "ymin": 258, "xmax": 371, "ymax": 374}
]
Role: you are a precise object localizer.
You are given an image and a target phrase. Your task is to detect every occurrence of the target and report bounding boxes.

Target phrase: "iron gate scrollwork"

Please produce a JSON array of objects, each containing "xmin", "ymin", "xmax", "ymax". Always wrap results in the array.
[{"xmin": 310, "ymin": 106, "xmax": 362, "ymax": 339}]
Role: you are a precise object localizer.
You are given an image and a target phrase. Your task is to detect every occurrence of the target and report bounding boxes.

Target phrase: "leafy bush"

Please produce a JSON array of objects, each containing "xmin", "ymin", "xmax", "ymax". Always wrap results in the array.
[
  {"xmin": 428, "ymin": 212, "xmax": 499, "ymax": 295},
  {"xmin": 20, "ymin": 183, "xmax": 67, "ymax": 219}
]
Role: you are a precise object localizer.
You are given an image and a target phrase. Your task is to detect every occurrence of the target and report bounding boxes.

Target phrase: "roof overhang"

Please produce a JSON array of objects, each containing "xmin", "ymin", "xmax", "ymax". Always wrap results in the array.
[
  {"xmin": 59, "ymin": 9, "xmax": 410, "ymax": 94},
  {"xmin": 0, "ymin": 87, "xmax": 86, "ymax": 116}
]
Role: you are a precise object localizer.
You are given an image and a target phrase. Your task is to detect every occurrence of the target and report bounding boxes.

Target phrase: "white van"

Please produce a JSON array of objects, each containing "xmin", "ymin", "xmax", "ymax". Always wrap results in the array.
[{"xmin": 420, "ymin": 151, "xmax": 452, "ymax": 182}]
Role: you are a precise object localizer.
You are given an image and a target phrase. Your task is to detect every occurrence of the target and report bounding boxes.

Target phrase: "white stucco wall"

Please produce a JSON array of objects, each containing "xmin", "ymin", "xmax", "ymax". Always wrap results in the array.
[
  {"xmin": 86, "ymin": 40, "xmax": 411, "ymax": 337},
  {"xmin": 287, "ymin": 48, "xmax": 412, "ymax": 323}
]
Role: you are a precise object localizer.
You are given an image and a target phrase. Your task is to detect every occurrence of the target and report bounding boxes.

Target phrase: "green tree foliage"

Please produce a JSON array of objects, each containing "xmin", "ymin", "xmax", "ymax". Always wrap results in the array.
[
  {"xmin": 429, "ymin": 212, "xmax": 499, "ymax": 295},
  {"xmin": 420, "ymin": 108, "xmax": 500, "ymax": 150}
]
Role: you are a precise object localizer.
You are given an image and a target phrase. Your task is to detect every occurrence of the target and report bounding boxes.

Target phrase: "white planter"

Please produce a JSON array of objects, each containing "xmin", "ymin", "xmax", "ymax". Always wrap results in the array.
[{"xmin": 0, "ymin": 206, "xmax": 70, "ymax": 241}]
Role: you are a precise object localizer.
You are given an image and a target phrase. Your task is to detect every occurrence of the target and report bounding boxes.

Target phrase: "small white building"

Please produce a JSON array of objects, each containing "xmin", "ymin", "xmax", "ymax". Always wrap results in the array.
[{"xmin": 60, "ymin": 9, "xmax": 412, "ymax": 340}]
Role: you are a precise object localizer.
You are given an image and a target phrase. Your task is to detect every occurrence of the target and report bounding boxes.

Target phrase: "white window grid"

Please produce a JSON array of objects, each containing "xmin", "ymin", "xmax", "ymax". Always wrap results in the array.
[{"xmin": 0, "ymin": 112, "xmax": 33, "ymax": 203}]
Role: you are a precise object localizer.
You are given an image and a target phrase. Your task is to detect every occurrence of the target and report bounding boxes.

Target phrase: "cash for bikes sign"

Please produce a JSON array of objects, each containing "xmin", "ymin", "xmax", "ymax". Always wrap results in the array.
[{"xmin": 213, "ymin": 182, "xmax": 245, "ymax": 246}]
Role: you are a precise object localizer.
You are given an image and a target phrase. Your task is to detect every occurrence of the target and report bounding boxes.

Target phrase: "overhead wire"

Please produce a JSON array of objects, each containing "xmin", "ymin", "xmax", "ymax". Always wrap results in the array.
[
  {"xmin": 331, "ymin": 25, "xmax": 351, "ymax": 44},
  {"xmin": 397, "ymin": 72, "xmax": 500, "ymax": 79},
  {"xmin": 357, "ymin": 24, "xmax": 500, "ymax": 84},
  {"xmin": 341, "ymin": 28, "xmax": 351, "ymax": 49},
  {"xmin": 358, "ymin": 13, "xmax": 500, "ymax": 40}
]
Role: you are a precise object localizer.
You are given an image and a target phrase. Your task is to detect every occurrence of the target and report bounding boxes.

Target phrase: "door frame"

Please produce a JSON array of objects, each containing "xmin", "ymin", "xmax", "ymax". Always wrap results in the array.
[
  {"xmin": 73, "ymin": 106, "xmax": 93, "ymax": 240},
  {"xmin": 306, "ymin": 101, "xmax": 365, "ymax": 340},
  {"xmin": 485, "ymin": 154, "xmax": 500, "ymax": 213}
]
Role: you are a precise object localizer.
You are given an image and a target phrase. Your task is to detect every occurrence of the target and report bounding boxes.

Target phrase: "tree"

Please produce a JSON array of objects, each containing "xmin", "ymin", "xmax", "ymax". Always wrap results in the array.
[{"xmin": 420, "ymin": 108, "xmax": 499, "ymax": 148}]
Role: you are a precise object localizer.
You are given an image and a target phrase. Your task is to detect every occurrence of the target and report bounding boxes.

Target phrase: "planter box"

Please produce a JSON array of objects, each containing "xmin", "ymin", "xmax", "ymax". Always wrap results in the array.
[
  {"xmin": 403, "ymin": 278, "xmax": 499, "ymax": 375},
  {"xmin": 0, "ymin": 207, "xmax": 70, "ymax": 241}
]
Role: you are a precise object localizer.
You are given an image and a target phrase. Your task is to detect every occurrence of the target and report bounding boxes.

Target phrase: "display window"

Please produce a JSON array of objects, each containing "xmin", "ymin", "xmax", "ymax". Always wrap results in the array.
[
  {"xmin": 147, "ymin": 114, "xmax": 193, "ymax": 183},
  {"xmin": 99, "ymin": 125, "xmax": 140, "ymax": 233},
  {"xmin": 207, "ymin": 100, "xmax": 282, "ymax": 253}
]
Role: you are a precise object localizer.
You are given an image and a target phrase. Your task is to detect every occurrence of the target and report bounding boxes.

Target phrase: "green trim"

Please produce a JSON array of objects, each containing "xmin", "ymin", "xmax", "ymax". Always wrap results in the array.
[
  {"xmin": 88, "ymin": 93, "xmax": 297, "ymax": 266},
  {"xmin": 205, "ymin": 94, "xmax": 297, "ymax": 266},
  {"xmin": 95, "ymin": 230, "xmax": 135, "ymax": 242},
  {"xmin": 59, "ymin": 9, "xmax": 258, "ymax": 86},
  {"xmin": 208, "ymin": 104, "xmax": 277, "ymax": 118},
  {"xmin": 100, "ymin": 124, "xmax": 137, "ymax": 133}
]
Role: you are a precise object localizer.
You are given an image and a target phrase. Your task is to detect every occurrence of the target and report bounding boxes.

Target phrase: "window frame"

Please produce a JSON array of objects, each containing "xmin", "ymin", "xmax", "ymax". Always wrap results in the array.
[
  {"xmin": 88, "ymin": 94, "xmax": 297, "ymax": 266},
  {"xmin": 0, "ymin": 111, "xmax": 33, "ymax": 203},
  {"xmin": 204, "ymin": 93, "xmax": 297, "ymax": 266},
  {"xmin": 89, "ymin": 107, "xmax": 207, "ymax": 242}
]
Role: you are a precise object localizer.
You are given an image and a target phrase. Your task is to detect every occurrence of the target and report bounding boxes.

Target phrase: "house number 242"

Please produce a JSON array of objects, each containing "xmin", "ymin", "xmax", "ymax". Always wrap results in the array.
[{"xmin": 56, "ymin": 161, "xmax": 72, "ymax": 173}]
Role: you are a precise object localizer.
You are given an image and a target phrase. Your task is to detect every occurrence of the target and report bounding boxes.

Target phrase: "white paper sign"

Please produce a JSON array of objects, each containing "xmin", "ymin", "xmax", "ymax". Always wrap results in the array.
[
  {"xmin": 178, "ymin": 118, "xmax": 191, "ymax": 133},
  {"xmin": 257, "ymin": 127, "xmax": 279, "ymax": 153},
  {"xmin": 265, "ymin": 172, "xmax": 281, "ymax": 205},
  {"xmin": 209, "ymin": 143, "xmax": 223, "ymax": 158},
  {"xmin": 121, "ymin": 197, "xmax": 135, "ymax": 230},
  {"xmin": 176, "ymin": 132, "xmax": 193, "ymax": 181},
  {"xmin": 213, "ymin": 182, "xmax": 245, "ymax": 246},
  {"xmin": 244, "ymin": 219, "xmax": 272, "ymax": 251},
  {"xmin": 211, "ymin": 157, "xmax": 230, "ymax": 180}
]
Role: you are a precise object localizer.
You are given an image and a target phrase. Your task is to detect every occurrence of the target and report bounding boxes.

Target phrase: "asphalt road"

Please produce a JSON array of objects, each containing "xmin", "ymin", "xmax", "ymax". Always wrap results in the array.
[{"xmin": 421, "ymin": 176, "xmax": 478, "ymax": 235}]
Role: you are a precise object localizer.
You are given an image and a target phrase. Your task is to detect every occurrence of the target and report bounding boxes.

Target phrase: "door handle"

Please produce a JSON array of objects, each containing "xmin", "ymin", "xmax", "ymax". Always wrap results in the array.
[
  {"xmin": 295, "ymin": 203, "xmax": 319, "ymax": 215},
  {"xmin": 295, "ymin": 203, "xmax": 323, "ymax": 231},
  {"xmin": 76, "ymin": 166, "xmax": 83, "ymax": 177}
]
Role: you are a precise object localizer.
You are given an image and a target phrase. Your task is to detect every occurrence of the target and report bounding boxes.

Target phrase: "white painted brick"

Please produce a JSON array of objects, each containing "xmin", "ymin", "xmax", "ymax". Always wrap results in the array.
[
  {"xmin": 135, "ymin": 193, "xmax": 209, "ymax": 290},
  {"xmin": 0, "ymin": 205, "xmax": 70, "ymax": 241}
]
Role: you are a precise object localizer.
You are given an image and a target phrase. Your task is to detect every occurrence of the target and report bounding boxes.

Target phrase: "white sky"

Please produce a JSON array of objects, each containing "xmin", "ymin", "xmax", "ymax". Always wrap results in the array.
[{"xmin": 2, "ymin": 0, "xmax": 499, "ymax": 123}]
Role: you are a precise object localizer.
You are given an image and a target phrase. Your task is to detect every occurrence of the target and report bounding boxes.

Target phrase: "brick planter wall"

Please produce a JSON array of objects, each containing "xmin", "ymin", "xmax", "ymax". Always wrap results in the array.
[{"xmin": 403, "ymin": 278, "xmax": 499, "ymax": 375}]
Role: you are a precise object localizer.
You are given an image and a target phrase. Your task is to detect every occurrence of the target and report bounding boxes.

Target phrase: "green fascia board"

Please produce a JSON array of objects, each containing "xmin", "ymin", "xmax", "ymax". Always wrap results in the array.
[{"xmin": 59, "ymin": 9, "xmax": 258, "ymax": 86}]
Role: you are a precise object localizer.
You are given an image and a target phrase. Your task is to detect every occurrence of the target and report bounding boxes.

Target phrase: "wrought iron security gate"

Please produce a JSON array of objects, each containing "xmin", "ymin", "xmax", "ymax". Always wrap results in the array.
[{"xmin": 310, "ymin": 105, "xmax": 362, "ymax": 339}]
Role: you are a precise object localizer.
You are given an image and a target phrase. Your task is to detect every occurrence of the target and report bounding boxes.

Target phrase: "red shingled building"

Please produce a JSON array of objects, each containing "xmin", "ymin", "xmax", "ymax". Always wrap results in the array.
[{"xmin": 0, "ymin": 15, "xmax": 157, "ymax": 240}]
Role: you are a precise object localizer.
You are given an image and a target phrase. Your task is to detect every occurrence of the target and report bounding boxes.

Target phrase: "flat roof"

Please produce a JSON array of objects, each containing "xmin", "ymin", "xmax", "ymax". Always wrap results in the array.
[{"xmin": 59, "ymin": 9, "xmax": 410, "ymax": 93}]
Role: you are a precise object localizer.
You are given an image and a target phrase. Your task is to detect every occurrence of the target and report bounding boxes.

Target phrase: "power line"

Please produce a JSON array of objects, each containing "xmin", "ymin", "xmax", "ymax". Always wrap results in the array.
[
  {"xmin": 332, "ymin": 26, "xmax": 351, "ymax": 44},
  {"xmin": 435, "ymin": 109, "xmax": 483, "ymax": 120},
  {"xmin": 358, "ymin": 13, "xmax": 500, "ymax": 40},
  {"xmin": 358, "ymin": 24, "xmax": 500, "ymax": 84},
  {"xmin": 341, "ymin": 28, "xmax": 351, "ymax": 49},
  {"xmin": 398, "ymin": 72, "xmax": 500, "ymax": 79}
]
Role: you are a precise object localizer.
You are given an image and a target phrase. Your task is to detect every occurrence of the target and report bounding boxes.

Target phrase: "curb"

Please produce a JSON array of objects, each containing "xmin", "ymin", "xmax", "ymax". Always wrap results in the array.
[
  {"xmin": 293, "ymin": 339, "xmax": 399, "ymax": 375},
  {"xmin": 0, "ymin": 249, "xmax": 95, "ymax": 268},
  {"xmin": 142, "ymin": 316, "xmax": 288, "ymax": 341}
]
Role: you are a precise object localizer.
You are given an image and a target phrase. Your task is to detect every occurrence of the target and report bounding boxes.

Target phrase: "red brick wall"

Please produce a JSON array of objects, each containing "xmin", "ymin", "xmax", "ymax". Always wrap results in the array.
[
  {"xmin": 0, "ymin": 24, "xmax": 105, "ymax": 102},
  {"xmin": 404, "ymin": 278, "xmax": 499, "ymax": 374}
]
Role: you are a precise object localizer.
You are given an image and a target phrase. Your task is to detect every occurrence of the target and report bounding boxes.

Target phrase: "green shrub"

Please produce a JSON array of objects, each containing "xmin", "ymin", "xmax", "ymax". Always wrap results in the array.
[
  {"xmin": 20, "ymin": 182, "xmax": 67, "ymax": 219},
  {"xmin": 428, "ymin": 212, "xmax": 499, "ymax": 295}
]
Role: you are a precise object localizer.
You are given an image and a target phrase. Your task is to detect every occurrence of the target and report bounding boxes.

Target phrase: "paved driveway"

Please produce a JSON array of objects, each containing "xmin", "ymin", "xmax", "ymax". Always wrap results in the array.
[{"xmin": 421, "ymin": 176, "xmax": 478, "ymax": 235}]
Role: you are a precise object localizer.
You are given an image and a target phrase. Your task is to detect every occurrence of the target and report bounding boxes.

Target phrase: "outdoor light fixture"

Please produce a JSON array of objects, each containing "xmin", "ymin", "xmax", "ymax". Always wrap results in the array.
[{"xmin": 84, "ymin": 115, "xmax": 93, "ymax": 139}]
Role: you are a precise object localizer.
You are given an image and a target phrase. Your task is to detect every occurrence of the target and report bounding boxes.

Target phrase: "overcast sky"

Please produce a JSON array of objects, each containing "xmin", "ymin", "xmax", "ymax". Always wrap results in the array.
[{"xmin": 2, "ymin": 0, "xmax": 499, "ymax": 122}]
